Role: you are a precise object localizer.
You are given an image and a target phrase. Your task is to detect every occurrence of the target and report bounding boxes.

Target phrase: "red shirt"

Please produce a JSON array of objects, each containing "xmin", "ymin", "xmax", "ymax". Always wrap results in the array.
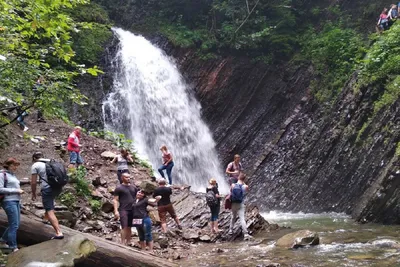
[{"xmin": 67, "ymin": 130, "xmax": 80, "ymax": 152}]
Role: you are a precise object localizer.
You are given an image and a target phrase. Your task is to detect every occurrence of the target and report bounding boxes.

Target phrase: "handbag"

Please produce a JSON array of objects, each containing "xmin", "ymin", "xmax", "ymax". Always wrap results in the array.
[
  {"xmin": 224, "ymin": 195, "xmax": 232, "ymax": 210},
  {"xmin": 132, "ymin": 218, "xmax": 143, "ymax": 227}
]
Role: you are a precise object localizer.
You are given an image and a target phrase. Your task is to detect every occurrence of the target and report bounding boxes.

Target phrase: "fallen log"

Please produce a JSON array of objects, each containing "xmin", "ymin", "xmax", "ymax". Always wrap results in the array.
[{"xmin": 0, "ymin": 213, "xmax": 176, "ymax": 267}]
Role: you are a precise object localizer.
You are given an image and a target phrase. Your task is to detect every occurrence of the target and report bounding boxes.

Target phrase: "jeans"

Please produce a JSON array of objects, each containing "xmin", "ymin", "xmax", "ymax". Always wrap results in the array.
[
  {"xmin": 69, "ymin": 151, "xmax": 83, "ymax": 165},
  {"xmin": 1, "ymin": 201, "xmax": 20, "ymax": 249},
  {"xmin": 136, "ymin": 217, "xmax": 153, "ymax": 242},
  {"xmin": 158, "ymin": 161, "xmax": 174, "ymax": 185},
  {"xmin": 17, "ymin": 113, "xmax": 27, "ymax": 128},
  {"xmin": 229, "ymin": 203, "xmax": 248, "ymax": 234}
]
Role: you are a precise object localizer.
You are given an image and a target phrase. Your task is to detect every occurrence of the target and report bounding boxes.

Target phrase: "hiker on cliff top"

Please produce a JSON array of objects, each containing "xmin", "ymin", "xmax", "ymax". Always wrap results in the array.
[
  {"xmin": 31, "ymin": 152, "xmax": 64, "ymax": 240},
  {"xmin": 225, "ymin": 154, "xmax": 243, "ymax": 185},
  {"xmin": 206, "ymin": 178, "xmax": 221, "ymax": 233},
  {"xmin": 67, "ymin": 126, "xmax": 83, "ymax": 169},
  {"xmin": 153, "ymin": 178, "xmax": 182, "ymax": 233},
  {"xmin": 0, "ymin": 158, "xmax": 24, "ymax": 252},
  {"xmin": 113, "ymin": 173, "xmax": 137, "ymax": 245},
  {"xmin": 111, "ymin": 148, "xmax": 134, "ymax": 184},
  {"xmin": 228, "ymin": 173, "xmax": 252, "ymax": 240},
  {"xmin": 377, "ymin": 7, "xmax": 389, "ymax": 31},
  {"xmin": 157, "ymin": 145, "xmax": 174, "ymax": 185},
  {"xmin": 132, "ymin": 190, "xmax": 161, "ymax": 251}
]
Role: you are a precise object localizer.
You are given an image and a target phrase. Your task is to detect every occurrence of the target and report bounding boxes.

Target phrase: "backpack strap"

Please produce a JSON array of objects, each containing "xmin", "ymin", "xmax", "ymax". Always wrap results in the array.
[{"xmin": 2, "ymin": 171, "xmax": 8, "ymax": 189}]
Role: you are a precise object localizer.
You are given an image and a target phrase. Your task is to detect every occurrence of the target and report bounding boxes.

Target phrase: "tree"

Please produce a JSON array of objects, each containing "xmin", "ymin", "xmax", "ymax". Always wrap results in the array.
[{"xmin": 0, "ymin": 0, "xmax": 101, "ymax": 127}]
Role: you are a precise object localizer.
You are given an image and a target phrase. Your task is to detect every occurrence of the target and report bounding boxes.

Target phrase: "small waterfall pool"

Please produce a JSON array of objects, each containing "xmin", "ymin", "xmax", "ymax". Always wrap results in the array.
[{"xmin": 182, "ymin": 212, "xmax": 400, "ymax": 266}]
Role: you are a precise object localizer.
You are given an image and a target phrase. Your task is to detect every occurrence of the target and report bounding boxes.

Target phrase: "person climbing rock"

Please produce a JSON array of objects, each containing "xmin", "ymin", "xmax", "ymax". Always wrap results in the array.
[
  {"xmin": 132, "ymin": 190, "xmax": 161, "ymax": 251},
  {"xmin": 206, "ymin": 178, "xmax": 220, "ymax": 233},
  {"xmin": 113, "ymin": 173, "xmax": 137, "ymax": 245},
  {"xmin": 228, "ymin": 173, "xmax": 252, "ymax": 240},
  {"xmin": 16, "ymin": 105, "xmax": 28, "ymax": 132},
  {"xmin": 111, "ymin": 148, "xmax": 134, "ymax": 184},
  {"xmin": 158, "ymin": 145, "xmax": 174, "ymax": 185},
  {"xmin": 67, "ymin": 126, "xmax": 83, "ymax": 169},
  {"xmin": 0, "ymin": 158, "xmax": 24, "ymax": 252},
  {"xmin": 225, "ymin": 154, "xmax": 243, "ymax": 185},
  {"xmin": 153, "ymin": 178, "xmax": 182, "ymax": 233},
  {"xmin": 31, "ymin": 152, "xmax": 64, "ymax": 240},
  {"xmin": 377, "ymin": 7, "xmax": 389, "ymax": 32}
]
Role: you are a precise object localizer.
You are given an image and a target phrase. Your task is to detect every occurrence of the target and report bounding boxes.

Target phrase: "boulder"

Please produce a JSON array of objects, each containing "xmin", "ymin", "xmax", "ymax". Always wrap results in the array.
[
  {"xmin": 92, "ymin": 177, "xmax": 107, "ymax": 187},
  {"xmin": 275, "ymin": 230, "xmax": 320, "ymax": 249},
  {"xmin": 368, "ymin": 238, "xmax": 400, "ymax": 249},
  {"xmin": 101, "ymin": 201, "xmax": 114, "ymax": 213},
  {"xmin": 54, "ymin": 211, "xmax": 76, "ymax": 228},
  {"xmin": 199, "ymin": 234, "xmax": 211, "ymax": 242},
  {"xmin": 182, "ymin": 229, "xmax": 199, "ymax": 241},
  {"xmin": 100, "ymin": 151, "xmax": 116, "ymax": 160},
  {"xmin": 140, "ymin": 180, "xmax": 157, "ymax": 194},
  {"xmin": 6, "ymin": 235, "xmax": 96, "ymax": 267}
]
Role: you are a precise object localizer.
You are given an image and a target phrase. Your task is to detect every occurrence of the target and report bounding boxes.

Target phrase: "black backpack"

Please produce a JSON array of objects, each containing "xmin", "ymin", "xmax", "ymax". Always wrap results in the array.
[
  {"xmin": 45, "ymin": 160, "xmax": 69, "ymax": 189},
  {"xmin": 206, "ymin": 190, "xmax": 219, "ymax": 207}
]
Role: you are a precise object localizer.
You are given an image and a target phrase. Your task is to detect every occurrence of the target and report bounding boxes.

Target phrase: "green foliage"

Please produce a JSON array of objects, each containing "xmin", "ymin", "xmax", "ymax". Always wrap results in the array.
[
  {"xmin": 89, "ymin": 199, "xmax": 101, "ymax": 213},
  {"xmin": 70, "ymin": 166, "xmax": 91, "ymax": 197},
  {"xmin": 302, "ymin": 24, "xmax": 366, "ymax": 102},
  {"xmin": 396, "ymin": 142, "xmax": 400, "ymax": 157},
  {"xmin": 0, "ymin": 0, "xmax": 103, "ymax": 127},
  {"xmin": 58, "ymin": 192, "xmax": 77, "ymax": 209}
]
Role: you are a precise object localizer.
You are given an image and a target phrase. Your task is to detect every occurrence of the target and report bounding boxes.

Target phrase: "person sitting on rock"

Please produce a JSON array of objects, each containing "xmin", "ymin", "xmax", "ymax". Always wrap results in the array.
[
  {"xmin": 228, "ymin": 173, "xmax": 252, "ymax": 240},
  {"xmin": 225, "ymin": 154, "xmax": 243, "ymax": 185},
  {"xmin": 113, "ymin": 173, "xmax": 137, "ymax": 245},
  {"xmin": 157, "ymin": 145, "xmax": 174, "ymax": 185},
  {"xmin": 206, "ymin": 178, "xmax": 221, "ymax": 233},
  {"xmin": 153, "ymin": 178, "xmax": 182, "ymax": 233},
  {"xmin": 377, "ymin": 7, "xmax": 390, "ymax": 32},
  {"xmin": 111, "ymin": 148, "xmax": 134, "ymax": 184},
  {"xmin": 132, "ymin": 190, "xmax": 161, "ymax": 251},
  {"xmin": 0, "ymin": 158, "xmax": 24, "ymax": 252},
  {"xmin": 67, "ymin": 126, "xmax": 83, "ymax": 169},
  {"xmin": 31, "ymin": 152, "xmax": 64, "ymax": 240}
]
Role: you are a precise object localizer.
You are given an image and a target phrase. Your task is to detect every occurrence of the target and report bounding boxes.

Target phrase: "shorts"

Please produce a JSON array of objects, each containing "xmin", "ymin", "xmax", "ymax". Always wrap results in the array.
[
  {"xmin": 41, "ymin": 187, "xmax": 61, "ymax": 211},
  {"xmin": 210, "ymin": 204, "xmax": 220, "ymax": 221},
  {"xmin": 158, "ymin": 204, "xmax": 177, "ymax": 223},
  {"xmin": 69, "ymin": 151, "xmax": 83, "ymax": 165},
  {"xmin": 119, "ymin": 210, "xmax": 133, "ymax": 228},
  {"xmin": 117, "ymin": 169, "xmax": 129, "ymax": 183}
]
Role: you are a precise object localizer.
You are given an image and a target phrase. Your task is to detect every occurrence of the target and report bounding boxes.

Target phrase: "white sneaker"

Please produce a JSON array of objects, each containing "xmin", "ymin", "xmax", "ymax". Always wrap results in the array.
[
  {"xmin": 23, "ymin": 126, "xmax": 29, "ymax": 132},
  {"xmin": 244, "ymin": 233, "xmax": 253, "ymax": 240}
]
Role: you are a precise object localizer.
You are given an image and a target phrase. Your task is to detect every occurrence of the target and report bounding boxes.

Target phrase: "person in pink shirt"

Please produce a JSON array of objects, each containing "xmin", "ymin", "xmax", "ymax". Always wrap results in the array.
[
  {"xmin": 377, "ymin": 8, "xmax": 389, "ymax": 31},
  {"xmin": 67, "ymin": 126, "xmax": 83, "ymax": 168},
  {"xmin": 157, "ymin": 145, "xmax": 174, "ymax": 185}
]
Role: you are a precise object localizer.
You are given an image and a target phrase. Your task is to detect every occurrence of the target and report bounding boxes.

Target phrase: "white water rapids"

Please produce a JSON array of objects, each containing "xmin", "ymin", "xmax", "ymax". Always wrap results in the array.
[{"xmin": 102, "ymin": 28, "xmax": 228, "ymax": 193}]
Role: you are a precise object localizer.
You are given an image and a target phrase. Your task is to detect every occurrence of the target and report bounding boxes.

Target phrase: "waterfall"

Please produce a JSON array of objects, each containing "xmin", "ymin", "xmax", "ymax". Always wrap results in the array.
[{"xmin": 102, "ymin": 28, "xmax": 229, "ymax": 193}]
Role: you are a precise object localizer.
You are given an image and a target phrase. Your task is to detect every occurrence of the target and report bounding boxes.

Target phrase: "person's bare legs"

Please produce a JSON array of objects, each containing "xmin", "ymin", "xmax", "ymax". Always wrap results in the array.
[
  {"xmin": 173, "ymin": 216, "xmax": 182, "ymax": 229},
  {"xmin": 214, "ymin": 221, "xmax": 220, "ymax": 232},
  {"xmin": 147, "ymin": 241, "xmax": 154, "ymax": 251},
  {"xmin": 209, "ymin": 221, "xmax": 215, "ymax": 233},
  {"xmin": 46, "ymin": 210, "xmax": 63, "ymax": 236},
  {"xmin": 139, "ymin": 241, "xmax": 145, "ymax": 249},
  {"xmin": 161, "ymin": 223, "xmax": 167, "ymax": 233},
  {"xmin": 120, "ymin": 229, "xmax": 125, "ymax": 244},
  {"xmin": 124, "ymin": 227, "xmax": 132, "ymax": 245}
]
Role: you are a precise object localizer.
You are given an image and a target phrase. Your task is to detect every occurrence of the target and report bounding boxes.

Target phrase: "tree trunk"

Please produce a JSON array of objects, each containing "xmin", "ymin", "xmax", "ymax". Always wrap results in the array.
[{"xmin": 0, "ymin": 213, "xmax": 176, "ymax": 267}]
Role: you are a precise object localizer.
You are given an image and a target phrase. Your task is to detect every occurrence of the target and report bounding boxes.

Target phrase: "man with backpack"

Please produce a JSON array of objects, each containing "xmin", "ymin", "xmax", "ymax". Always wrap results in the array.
[
  {"xmin": 31, "ymin": 152, "xmax": 65, "ymax": 240},
  {"xmin": 228, "ymin": 173, "xmax": 251, "ymax": 240},
  {"xmin": 225, "ymin": 154, "xmax": 243, "ymax": 185}
]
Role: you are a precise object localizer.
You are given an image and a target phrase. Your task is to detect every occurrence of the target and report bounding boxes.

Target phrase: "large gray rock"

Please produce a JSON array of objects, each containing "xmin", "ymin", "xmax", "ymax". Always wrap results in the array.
[
  {"xmin": 140, "ymin": 180, "xmax": 157, "ymax": 194},
  {"xmin": 6, "ymin": 235, "xmax": 95, "ymax": 267},
  {"xmin": 275, "ymin": 230, "xmax": 320, "ymax": 249},
  {"xmin": 100, "ymin": 151, "xmax": 116, "ymax": 160}
]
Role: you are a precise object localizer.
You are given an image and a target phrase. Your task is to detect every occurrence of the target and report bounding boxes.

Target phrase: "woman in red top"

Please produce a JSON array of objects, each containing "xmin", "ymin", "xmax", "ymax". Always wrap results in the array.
[
  {"xmin": 378, "ymin": 8, "xmax": 389, "ymax": 31},
  {"xmin": 157, "ymin": 145, "xmax": 174, "ymax": 185}
]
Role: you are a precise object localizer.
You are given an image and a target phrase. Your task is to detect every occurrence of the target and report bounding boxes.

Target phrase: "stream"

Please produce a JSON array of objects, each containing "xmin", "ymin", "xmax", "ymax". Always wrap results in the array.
[{"xmin": 182, "ymin": 212, "xmax": 400, "ymax": 266}]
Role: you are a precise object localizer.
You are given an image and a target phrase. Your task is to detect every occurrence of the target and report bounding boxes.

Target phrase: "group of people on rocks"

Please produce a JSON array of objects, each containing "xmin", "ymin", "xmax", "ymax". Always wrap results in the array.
[
  {"xmin": 0, "ymin": 119, "xmax": 252, "ymax": 253},
  {"xmin": 377, "ymin": 3, "xmax": 400, "ymax": 31}
]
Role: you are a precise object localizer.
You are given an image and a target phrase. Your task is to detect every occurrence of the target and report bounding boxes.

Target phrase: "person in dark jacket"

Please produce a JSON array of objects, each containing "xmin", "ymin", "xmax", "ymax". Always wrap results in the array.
[{"xmin": 206, "ymin": 178, "xmax": 220, "ymax": 233}]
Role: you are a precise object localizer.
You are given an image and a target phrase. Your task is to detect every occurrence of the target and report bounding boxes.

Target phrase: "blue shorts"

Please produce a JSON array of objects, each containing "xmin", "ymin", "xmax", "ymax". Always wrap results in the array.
[
  {"xmin": 69, "ymin": 151, "xmax": 83, "ymax": 165},
  {"xmin": 41, "ymin": 187, "xmax": 61, "ymax": 211}
]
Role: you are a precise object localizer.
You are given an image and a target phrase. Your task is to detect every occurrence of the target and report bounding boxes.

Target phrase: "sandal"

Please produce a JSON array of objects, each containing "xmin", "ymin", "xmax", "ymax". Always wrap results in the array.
[{"xmin": 51, "ymin": 235, "xmax": 64, "ymax": 240}]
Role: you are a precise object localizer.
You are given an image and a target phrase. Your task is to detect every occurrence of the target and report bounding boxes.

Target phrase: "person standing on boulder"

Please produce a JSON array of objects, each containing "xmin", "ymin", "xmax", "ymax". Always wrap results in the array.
[
  {"xmin": 225, "ymin": 154, "xmax": 243, "ymax": 185},
  {"xmin": 157, "ymin": 145, "xmax": 174, "ymax": 185},
  {"xmin": 228, "ymin": 173, "xmax": 251, "ymax": 240},
  {"xmin": 67, "ymin": 126, "xmax": 83, "ymax": 169},
  {"xmin": 0, "ymin": 158, "xmax": 24, "ymax": 252},
  {"xmin": 31, "ymin": 152, "xmax": 64, "ymax": 240},
  {"xmin": 132, "ymin": 190, "xmax": 161, "ymax": 251},
  {"xmin": 153, "ymin": 178, "xmax": 182, "ymax": 233},
  {"xmin": 111, "ymin": 148, "xmax": 134, "ymax": 184},
  {"xmin": 113, "ymin": 173, "xmax": 137, "ymax": 245},
  {"xmin": 206, "ymin": 178, "xmax": 220, "ymax": 233}
]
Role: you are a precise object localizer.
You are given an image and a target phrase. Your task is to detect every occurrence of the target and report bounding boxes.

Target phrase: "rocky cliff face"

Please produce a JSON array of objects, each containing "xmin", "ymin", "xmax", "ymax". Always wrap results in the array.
[{"xmin": 158, "ymin": 41, "xmax": 399, "ymax": 224}]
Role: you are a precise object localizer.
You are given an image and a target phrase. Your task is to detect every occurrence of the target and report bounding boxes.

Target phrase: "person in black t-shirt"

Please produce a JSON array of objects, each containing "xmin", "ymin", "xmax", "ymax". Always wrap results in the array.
[
  {"xmin": 132, "ymin": 190, "xmax": 161, "ymax": 251},
  {"xmin": 113, "ymin": 173, "xmax": 137, "ymax": 245},
  {"xmin": 153, "ymin": 178, "xmax": 182, "ymax": 233}
]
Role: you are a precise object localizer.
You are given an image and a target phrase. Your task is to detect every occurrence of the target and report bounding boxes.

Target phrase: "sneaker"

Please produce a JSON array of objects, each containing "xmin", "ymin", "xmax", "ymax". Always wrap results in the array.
[
  {"xmin": 243, "ymin": 233, "xmax": 253, "ymax": 240},
  {"xmin": 23, "ymin": 126, "xmax": 29, "ymax": 132},
  {"xmin": 0, "ymin": 242, "xmax": 9, "ymax": 249}
]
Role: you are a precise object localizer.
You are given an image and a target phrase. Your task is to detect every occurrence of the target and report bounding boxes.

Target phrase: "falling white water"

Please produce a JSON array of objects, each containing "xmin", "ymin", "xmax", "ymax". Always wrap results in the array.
[{"xmin": 103, "ymin": 28, "xmax": 228, "ymax": 193}]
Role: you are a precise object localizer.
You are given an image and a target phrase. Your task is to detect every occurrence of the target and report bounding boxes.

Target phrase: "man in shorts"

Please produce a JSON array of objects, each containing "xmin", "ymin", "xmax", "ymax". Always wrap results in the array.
[
  {"xmin": 31, "ymin": 152, "xmax": 63, "ymax": 239},
  {"xmin": 113, "ymin": 173, "xmax": 137, "ymax": 245},
  {"xmin": 67, "ymin": 126, "xmax": 83, "ymax": 168},
  {"xmin": 153, "ymin": 178, "xmax": 182, "ymax": 233}
]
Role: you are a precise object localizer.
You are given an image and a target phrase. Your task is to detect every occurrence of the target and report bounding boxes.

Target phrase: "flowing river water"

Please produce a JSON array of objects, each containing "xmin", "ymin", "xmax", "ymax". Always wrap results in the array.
[{"xmin": 183, "ymin": 212, "xmax": 400, "ymax": 266}]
